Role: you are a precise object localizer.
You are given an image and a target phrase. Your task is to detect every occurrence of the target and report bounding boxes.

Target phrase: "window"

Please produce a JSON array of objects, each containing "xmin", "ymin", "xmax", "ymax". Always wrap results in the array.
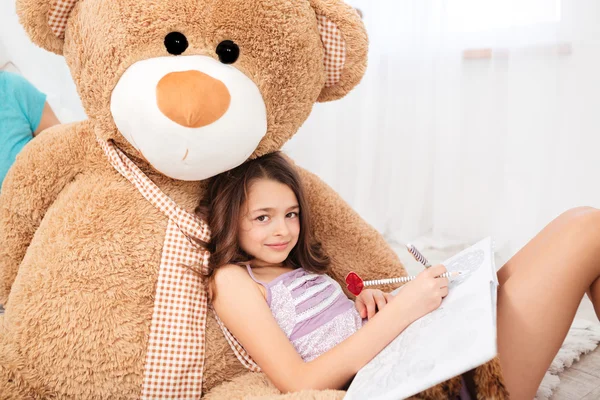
[{"xmin": 447, "ymin": 0, "xmax": 561, "ymax": 32}]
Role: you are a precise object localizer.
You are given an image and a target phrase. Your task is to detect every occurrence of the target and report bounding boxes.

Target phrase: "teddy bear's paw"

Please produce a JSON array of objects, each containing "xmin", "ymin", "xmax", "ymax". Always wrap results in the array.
[
  {"xmin": 203, "ymin": 372, "xmax": 279, "ymax": 400},
  {"xmin": 247, "ymin": 390, "xmax": 345, "ymax": 400},
  {"xmin": 202, "ymin": 372, "xmax": 345, "ymax": 400},
  {"xmin": 473, "ymin": 357, "xmax": 510, "ymax": 400}
]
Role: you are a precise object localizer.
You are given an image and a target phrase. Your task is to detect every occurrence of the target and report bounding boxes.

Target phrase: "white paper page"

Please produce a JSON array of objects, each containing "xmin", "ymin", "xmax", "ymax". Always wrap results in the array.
[{"xmin": 345, "ymin": 237, "xmax": 497, "ymax": 400}]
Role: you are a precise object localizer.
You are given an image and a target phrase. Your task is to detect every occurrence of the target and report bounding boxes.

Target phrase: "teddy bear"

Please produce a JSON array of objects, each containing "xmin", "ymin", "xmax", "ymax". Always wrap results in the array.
[{"xmin": 0, "ymin": 0, "xmax": 509, "ymax": 398}]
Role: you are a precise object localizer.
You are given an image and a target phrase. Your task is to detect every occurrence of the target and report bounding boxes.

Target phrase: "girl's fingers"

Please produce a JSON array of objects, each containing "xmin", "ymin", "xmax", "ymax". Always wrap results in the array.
[
  {"xmin": 425, "ymin": 264, "xmax": 447, "ymax": 278},
  {"xmin": 355, "ymin": 300, "xmax": 367, "ymax": 318},
  {"xmin": 437, "ymin": 277, "xmax": 449, "ymax": 288},
  {"xmin": 384, "ymin": 292, "xmax": 395, "ymax": 302},
  {"xmin": 440, "ymin": 286, "xmax": 449, "ymax": 298},
  {"xmin": 374, "ymin": 292, "xmax": 387, "ymax": 312},
  {"xmin": 366, "ymin": 299, "xmax": 376, "ymax": 319}
]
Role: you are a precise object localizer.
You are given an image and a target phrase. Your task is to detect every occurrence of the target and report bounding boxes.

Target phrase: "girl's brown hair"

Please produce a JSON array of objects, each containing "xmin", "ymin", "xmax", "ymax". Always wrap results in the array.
[{"xmin": 197, "ymin": 152, "xmax": 330, "ymax": 295}]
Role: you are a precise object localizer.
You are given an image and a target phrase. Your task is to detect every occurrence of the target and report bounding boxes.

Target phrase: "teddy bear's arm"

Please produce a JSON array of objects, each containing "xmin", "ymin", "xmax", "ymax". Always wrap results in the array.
[
  {"xmin": 203, "ymin": 370, "xmax": 345, "ymax": 400},
  {"xmin": 295, "ymin": 166, "xmax": 406, "ymax": 294},
  {"xmin": 0, "ymin": 122, "xmax": 89, "ymax": 304}
]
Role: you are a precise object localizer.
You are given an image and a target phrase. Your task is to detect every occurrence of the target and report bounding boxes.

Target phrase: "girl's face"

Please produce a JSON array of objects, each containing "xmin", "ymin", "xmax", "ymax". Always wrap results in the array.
[{"xmin": 238, "ymin": 178, "xmax": 300, "ymax": 267}]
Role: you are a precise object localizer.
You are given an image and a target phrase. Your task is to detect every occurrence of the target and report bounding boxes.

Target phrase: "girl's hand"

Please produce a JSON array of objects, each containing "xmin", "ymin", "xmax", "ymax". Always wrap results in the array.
[
  {"xmin": 392, "ymin": 264, "xmax": 449, "ymax": 323},
  {"xmin": 355, "ymin": 289, "xmax": 395, "ymax": 320}
]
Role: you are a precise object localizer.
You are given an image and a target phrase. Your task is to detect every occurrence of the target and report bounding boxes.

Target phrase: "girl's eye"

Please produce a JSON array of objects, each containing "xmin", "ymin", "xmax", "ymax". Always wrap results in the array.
[
  {"xmin": 287, "ymin": 212, "xmax": 299, "ymax": 218},
  {"xmin": 256, "ymin": 215, "xmax": 269, "ymax": 222}
]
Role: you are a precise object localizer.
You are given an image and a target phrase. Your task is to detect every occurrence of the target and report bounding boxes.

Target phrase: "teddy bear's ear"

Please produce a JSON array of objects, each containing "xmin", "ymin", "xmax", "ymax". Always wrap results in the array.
[
  {"xmin": 16, "ymin": 0, "xmax": 79, "ymax": 55},
  {"xmin": 310, "ymin": 0, "xmax": 368, "ymax": 103}
]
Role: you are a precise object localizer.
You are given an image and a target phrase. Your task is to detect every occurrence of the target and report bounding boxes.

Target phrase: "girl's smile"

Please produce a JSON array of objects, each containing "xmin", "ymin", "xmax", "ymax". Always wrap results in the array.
[{"xmin": 265, "ymin": 241, "xmax": 290, "ymax": 251}]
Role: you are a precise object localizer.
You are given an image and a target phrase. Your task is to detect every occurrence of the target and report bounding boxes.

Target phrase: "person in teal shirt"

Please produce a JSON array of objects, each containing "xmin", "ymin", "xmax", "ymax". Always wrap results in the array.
[{"xmin": 0, "ymin": 71, "xmax": 60, "ymax": 189}]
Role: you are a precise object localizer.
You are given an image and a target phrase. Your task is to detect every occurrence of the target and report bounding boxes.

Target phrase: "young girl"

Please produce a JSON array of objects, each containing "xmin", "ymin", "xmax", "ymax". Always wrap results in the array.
[
  {"xmin": 199, "ymin": 152, "xmax": 455, "ymax": 392},
  {"xmin": 201, "ymin": 151, "xmax": 600, "ymax": 399}
]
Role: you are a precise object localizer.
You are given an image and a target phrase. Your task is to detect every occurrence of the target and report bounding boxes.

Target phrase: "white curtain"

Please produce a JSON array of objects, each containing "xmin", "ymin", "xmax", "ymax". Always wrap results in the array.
[{"xmin": 285, "ymin": 0, "xmax": 600, "ymax": 261}]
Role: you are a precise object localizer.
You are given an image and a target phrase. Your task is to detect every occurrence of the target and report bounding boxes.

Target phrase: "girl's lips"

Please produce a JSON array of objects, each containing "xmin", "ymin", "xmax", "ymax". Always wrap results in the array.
[{"xmin": 265, "ymin": 242, "xmax": 289, "ymax": 251}]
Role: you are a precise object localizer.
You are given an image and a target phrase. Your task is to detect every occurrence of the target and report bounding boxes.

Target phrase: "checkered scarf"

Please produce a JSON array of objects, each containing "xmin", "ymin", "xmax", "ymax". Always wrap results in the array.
[
  {"xmin": 100, "ymin": 139, "xmax": 215, "ymax": 398},
  {"xmin": 99, "ymin": 139, "xmax": 261, "ymax": 398}
]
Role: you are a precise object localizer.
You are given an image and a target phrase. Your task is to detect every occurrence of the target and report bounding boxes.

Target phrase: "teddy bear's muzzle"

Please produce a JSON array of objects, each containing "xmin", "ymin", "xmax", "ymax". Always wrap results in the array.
[{"xmin": 156, "ymin": 70, "xmax": 231, "ymax": 128}]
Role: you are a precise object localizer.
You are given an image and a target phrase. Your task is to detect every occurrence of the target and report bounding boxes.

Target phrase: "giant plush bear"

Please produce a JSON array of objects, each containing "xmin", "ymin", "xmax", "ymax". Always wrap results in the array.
[{"xmin": 0, "ymin": 0, "xmax": 508, "ymax": 398}]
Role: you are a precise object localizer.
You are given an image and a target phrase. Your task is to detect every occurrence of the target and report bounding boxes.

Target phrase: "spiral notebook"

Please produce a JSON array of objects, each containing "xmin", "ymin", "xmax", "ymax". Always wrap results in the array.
[{"xmin": 345, "ymin": 237, "xmax": 499, "ymax": 400}]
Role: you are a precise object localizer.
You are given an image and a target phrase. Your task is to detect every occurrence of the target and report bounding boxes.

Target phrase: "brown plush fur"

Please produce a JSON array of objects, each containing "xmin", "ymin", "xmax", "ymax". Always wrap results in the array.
[{"xmin": 0, "ymin": 0, "xmax": 508, "ymax": 398}]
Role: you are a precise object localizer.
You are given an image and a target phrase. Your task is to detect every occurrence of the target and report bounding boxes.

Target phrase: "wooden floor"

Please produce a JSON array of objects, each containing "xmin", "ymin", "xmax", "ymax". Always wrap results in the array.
[
  {"xmin": 553, "ymin": 349, "xmax": 600, "ymax": 399},
  {"xmin": 551, "ymin": 297, "xmax": 600, "ymax": 400}
]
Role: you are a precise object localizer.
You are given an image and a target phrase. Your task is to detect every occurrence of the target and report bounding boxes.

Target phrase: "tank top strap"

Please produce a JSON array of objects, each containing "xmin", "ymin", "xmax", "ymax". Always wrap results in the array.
[
  {"xmin": 245, "ymin": 264, "xmax": 276, "ymax": 305},
  {"xmin": 245, "ymin": 264, "xmax": 268, "ymax": 286}
]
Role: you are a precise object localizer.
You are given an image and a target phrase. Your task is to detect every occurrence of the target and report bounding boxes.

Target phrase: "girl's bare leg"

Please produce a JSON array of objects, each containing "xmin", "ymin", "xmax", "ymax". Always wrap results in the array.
[
  {"xmin": 587, "ymin": 277, "xmax": 600, "ymax": 319},
  {"xmin": 495, "ymin": 207, "xmax": 600, "ymax": 399}
]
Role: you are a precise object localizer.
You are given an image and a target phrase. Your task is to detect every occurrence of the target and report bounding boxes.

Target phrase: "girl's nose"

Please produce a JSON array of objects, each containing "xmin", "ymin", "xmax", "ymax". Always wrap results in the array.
[{"xmin": 273, "ymin": 218, "xmax": 290, "ymax": 236}]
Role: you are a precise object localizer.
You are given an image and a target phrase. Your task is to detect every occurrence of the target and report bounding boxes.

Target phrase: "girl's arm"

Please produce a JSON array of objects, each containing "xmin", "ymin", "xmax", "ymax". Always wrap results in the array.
[
  {"xmin": 212, "ymin": 264, "xmax": 449, "ymax": 393},
  {"xmin": 34, "ymin": 102, "xmax": 61, "ymax": 136}
]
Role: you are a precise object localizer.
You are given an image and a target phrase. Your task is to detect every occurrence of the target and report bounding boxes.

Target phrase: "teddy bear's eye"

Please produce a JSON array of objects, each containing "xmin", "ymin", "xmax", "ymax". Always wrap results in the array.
[
  {"xmin": 216, "ymin": 40, "xmax": 240, "ymax": 64},
  {"xmin": 164, "ymin": 32, "xmax": 189, "ymax": 56}
]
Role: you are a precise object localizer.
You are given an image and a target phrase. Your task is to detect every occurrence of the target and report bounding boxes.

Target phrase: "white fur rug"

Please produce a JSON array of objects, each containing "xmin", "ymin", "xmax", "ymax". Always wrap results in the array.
[{"xmin": 535, "ymin": 318, "xmax": 600, "ymax": 399}]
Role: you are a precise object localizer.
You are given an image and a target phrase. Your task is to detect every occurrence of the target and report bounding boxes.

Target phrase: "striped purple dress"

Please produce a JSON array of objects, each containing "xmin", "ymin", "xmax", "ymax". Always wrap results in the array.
[{"xmin": 246, "ymin": 265, "xmax": 364, "ymax": 362}]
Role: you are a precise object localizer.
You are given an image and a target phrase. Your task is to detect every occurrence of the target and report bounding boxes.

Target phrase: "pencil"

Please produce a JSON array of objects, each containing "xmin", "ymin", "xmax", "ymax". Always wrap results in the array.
[
  {"xmin": 363, "ymin": 271, "xmax": 461, "ymax": 287},
  {"xmin": 406, "ymin": 243, "xmax": 432, "ymax": 268}
]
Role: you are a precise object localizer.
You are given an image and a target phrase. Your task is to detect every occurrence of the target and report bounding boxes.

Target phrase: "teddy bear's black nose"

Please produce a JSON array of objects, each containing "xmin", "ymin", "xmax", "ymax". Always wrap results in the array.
[{"xmin": 164, "ymin": 32, "xmax": 189, "ymax": 55}]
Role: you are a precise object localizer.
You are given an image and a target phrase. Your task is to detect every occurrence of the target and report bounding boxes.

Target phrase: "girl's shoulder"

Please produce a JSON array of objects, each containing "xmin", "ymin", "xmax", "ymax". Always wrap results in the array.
[
  {"xmin": 213, "ymin": 264, "xmax": 251, "ymax": 284},
  {"xmin": 211, "ymin": 264, "xmax": 252, "ymax": 300},
  {"xmin": 211, "ymin": 264, "xmax": 268, "ymax": 303}
]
